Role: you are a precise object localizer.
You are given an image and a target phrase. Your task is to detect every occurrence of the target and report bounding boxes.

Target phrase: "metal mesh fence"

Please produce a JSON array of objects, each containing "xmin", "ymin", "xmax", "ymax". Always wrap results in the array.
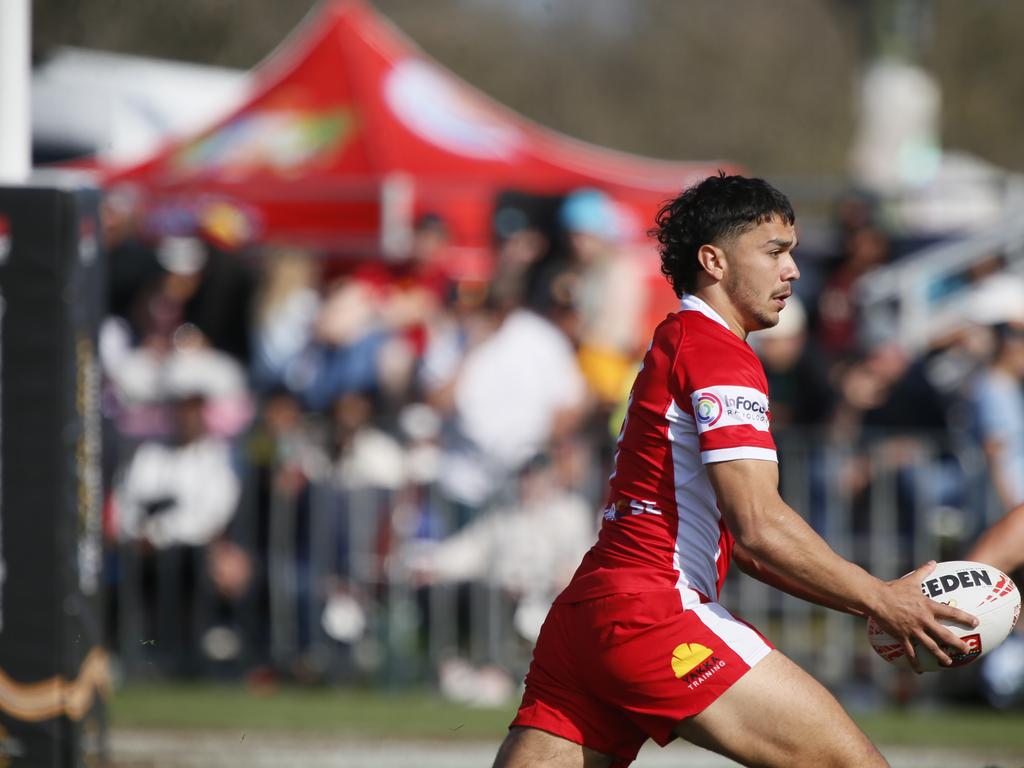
[{"xmin": 105, "ymin": 423, "xmax": 1000, "ymax": 705}]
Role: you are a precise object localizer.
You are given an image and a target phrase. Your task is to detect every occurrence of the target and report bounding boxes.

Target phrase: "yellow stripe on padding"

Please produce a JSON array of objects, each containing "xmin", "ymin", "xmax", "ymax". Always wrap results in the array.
[{"xmin": 0, "ymin": 647, "xmax": 110, "ymax": 722}]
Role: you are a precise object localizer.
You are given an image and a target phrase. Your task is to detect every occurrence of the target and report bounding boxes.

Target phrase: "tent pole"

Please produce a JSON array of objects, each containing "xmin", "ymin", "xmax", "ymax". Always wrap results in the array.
[
  {"xmin": 0, "ymin": 0, "xmax": 31, "ymax": 183},
  {"xmin": 380, "ymin": 173, "xmax": 414, "ymax": 257}
]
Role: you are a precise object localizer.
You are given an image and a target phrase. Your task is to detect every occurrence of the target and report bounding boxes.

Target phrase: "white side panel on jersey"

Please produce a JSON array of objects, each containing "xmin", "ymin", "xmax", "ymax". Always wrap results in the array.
[
  {"xmin": 666, "ymin": 399, "xmax": 723, "ymax": 608},
  {"xmin": 693, "ymin": 602, "xmax": 772, "ymax": 668}
]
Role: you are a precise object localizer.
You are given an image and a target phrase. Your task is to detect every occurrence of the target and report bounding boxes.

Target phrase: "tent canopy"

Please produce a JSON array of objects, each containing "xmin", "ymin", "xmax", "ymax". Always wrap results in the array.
[
  {"xmin": 33, "ymin": 47, "xmax": 248, "ymax": 166},
  {"xmin": 102, "ymin": 0, "xmax": 735, "ymax": 254}
]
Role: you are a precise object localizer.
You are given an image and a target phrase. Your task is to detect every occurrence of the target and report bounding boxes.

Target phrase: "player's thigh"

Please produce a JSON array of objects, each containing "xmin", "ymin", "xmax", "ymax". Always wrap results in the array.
[
  {"xmin": 492, "ymin": 726, "xmax": 615, "ymax": 768},
  {"xmin": 673, "ymin": 650, "xmax": 888, "ymax": 768}
]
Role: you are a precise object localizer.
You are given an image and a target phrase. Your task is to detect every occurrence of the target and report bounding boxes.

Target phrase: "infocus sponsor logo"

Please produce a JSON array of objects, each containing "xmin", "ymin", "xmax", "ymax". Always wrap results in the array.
[
  {"xmin": 723, "ymin": 395, "xmax": 769, "ymax": 424},
  {"xmin": 692, "ymin": 386, "xmax": 771, "ymax": 432},
  {"xmin": 694, "ymin": 394, "xmax": 723, "ymax": 426},
  {"xmin": 724, "ymin": 395, "xmax": 767, "ymax": 415}
]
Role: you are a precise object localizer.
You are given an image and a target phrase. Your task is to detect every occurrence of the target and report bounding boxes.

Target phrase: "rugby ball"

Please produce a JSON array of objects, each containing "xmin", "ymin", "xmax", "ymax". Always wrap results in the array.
[{"xmin": 866, "ymin": 560, "xmax": 1020, "ymax": 672}]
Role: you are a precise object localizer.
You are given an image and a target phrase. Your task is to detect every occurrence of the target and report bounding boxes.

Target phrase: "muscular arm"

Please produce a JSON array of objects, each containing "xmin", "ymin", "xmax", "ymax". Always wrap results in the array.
[
  {"xmin": 981, "ymin": 437, "xmax": 1020, "ymax": 514},
  {"xmin": 966, "ymin": 503, "xmax": 1024, "ymax": 575},
  {"xmin": 707, "ymin": 457, "xmax": 977, "ymax": 669},
  {"xmin": 732, "ymin": 543, "xmax": 866, "ymax": 616},
  {"xmin": 709, "ymin": 459, "xmax": 883, "ymax": 615}
]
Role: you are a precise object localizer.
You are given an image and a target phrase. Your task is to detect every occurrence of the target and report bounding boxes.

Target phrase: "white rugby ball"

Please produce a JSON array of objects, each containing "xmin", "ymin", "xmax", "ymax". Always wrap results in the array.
[{"xmin": 866, "ymin": 560, "xmax": 1021, "ymax": 672}]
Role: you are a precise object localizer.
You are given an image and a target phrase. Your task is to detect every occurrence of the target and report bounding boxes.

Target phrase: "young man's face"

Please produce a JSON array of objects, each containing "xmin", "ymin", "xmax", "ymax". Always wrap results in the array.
[{"xmin": 721, "ymin": 215, "xmax": 800, "ymax": 333}]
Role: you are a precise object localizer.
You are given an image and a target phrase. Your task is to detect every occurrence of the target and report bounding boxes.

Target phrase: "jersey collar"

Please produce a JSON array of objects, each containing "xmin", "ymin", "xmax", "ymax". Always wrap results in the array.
[{"xmin": 680, "ymin": 293, "xmax": 731, "ymax": 331}]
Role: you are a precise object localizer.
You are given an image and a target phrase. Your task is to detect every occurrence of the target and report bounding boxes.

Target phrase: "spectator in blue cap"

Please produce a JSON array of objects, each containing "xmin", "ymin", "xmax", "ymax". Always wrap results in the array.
[
  {"xmin": 530, "ymin": 188, "xmax": 647, "ymax": 415},
  {"xmin": 559, "ymin": 188, "xmax": 624, "ymax": 245}
]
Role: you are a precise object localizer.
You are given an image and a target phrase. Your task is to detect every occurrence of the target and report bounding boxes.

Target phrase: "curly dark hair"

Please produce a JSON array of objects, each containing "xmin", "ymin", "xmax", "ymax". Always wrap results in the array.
[{"xmin": 651, "ymin": 172, "xmax": 795, "ymax": 297}]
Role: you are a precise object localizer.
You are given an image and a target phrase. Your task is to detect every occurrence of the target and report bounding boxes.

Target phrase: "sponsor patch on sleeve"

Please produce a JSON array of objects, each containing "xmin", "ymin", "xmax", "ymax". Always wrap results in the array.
[{"xmin": 691, "ymin": 386, "xmax": 770, "ymax": 434}]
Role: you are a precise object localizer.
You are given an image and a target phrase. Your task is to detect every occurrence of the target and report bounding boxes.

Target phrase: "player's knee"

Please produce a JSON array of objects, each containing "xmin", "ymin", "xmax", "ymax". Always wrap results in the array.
[
  {"xmin": 839, "ymin": 749, "xmax": 889, "ymax": 768},
  {"xmin": 830, "ymin": 733, "xmax": 890, "ymax": 768},
  {"xmin": 765, "ymin": 737, "xmax": 887, "ymax": 768},
  {"xmin": 492, "ymin": 727, "xmax": 614, "ymax": 768},
  {"xmin": 491, "ymin": 728, "xmax": 526, "ymax": 768},
  {"xmin": 491, "ymin": 731, "xmax": 519, "ymax": 768},
  {"xmin": 759, "ymin": 733, "xmax": 889, "ymax": 768}
]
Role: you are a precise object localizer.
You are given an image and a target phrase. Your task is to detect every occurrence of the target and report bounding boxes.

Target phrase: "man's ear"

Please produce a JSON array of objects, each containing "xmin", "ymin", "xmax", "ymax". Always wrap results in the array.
[{"xmin": 697, "ymin": 243, "xmax": 725, "ymax": 282}]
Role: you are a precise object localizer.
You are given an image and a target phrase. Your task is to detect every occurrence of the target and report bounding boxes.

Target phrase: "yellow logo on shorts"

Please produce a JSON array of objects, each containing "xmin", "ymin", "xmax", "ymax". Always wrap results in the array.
[{"xmin": 671, "ymin": 643, "xmax": 713, "ymax": 678}]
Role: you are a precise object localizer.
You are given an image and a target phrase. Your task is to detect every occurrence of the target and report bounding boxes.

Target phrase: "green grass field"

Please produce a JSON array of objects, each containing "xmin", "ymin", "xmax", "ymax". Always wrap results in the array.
[
  {"xmin": 109, "ymin": 683, "xmax": 1024, "ymax": 750},
  {"xmin": 111, "ymin": 683, "xmax": 515, "ymax": 740}
]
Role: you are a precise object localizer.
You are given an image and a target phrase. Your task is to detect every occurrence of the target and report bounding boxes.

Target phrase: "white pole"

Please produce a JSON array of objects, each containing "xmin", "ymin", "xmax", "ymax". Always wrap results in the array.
[{"xmin": 0, "ymin": 0, "xmax": 31, "ymax": 183}]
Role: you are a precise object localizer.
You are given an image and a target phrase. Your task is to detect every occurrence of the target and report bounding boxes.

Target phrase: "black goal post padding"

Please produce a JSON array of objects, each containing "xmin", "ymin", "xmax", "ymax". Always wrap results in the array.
[{"xmin": 0, "ymin": 184, "xmax": 107, "ymax": 767}]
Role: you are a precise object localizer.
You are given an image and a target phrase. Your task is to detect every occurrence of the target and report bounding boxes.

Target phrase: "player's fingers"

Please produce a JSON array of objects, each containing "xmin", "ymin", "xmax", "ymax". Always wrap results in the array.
[
  {"xmin": 916, "ymin": 631, "xmax": 953, "ymax": 667},
  {"xmin": 930, "ymin": 623, "xmax": 972, "ymax": 655},
  {"xmin": 931, "ymin": 602, "xmax": 979, "ymax": 630},
  {"xmin": 909, "ymin": 559, "xmax": 938, "ymax": 581},
  {"xmin": 902, "ymin": 638, "xmax": 923, "ymax": 674}
]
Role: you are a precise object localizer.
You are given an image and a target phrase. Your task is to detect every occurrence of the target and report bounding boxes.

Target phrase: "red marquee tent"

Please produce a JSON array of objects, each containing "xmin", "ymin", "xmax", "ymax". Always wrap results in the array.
[{"xmin": 102, "ymin": 0, "xmax": 734, "ymax": 261}]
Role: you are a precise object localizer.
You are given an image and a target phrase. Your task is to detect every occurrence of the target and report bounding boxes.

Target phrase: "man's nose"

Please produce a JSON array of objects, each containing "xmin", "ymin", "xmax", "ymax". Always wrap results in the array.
[{"xmin": 782, "ymin": 255, "xmax": 800, "ymax": 281}]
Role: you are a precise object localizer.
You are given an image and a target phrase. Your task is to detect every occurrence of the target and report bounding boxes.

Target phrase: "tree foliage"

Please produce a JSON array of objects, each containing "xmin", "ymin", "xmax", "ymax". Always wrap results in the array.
[{"xmin": 31, "ymin": 1, "xmax": 1024, "ymax": 175}]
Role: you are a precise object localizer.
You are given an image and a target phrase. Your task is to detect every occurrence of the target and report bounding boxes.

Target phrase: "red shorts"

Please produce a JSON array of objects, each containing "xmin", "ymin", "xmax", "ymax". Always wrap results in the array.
[{"xmin": 510, "ymin": 590, "xmax": 773, "ymax": 766}]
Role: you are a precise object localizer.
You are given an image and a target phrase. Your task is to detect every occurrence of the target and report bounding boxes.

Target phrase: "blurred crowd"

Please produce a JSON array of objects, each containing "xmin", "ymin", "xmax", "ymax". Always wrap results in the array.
[{"xmin": 97, "ymin": 185, "xmax": 1024, "ymax": 707}]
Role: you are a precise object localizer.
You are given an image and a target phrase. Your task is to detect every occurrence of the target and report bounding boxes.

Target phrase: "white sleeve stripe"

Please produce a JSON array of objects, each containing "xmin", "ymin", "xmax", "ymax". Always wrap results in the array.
[{"xmin": 701, "ymin": 447, "xmax": 777, "ymax": 464}]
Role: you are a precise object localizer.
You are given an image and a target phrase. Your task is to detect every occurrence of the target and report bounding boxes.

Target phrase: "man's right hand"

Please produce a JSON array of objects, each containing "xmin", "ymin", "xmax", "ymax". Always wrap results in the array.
[{"xmin": 869, "ymin": 560, "xmax": 979, "ymax": 673}]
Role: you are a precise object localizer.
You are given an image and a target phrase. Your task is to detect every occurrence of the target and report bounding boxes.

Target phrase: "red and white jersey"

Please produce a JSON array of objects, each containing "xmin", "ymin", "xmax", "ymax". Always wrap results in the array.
[{"xmin": 558, "ymin": 294, "xmax": 776, "ymax": 609}]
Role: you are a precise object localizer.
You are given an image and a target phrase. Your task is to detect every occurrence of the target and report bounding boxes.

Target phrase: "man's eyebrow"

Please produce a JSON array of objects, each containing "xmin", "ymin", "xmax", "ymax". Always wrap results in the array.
[{"xmin": 763, "ymin": 237, "xmax": 798, "ymax": 249}]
